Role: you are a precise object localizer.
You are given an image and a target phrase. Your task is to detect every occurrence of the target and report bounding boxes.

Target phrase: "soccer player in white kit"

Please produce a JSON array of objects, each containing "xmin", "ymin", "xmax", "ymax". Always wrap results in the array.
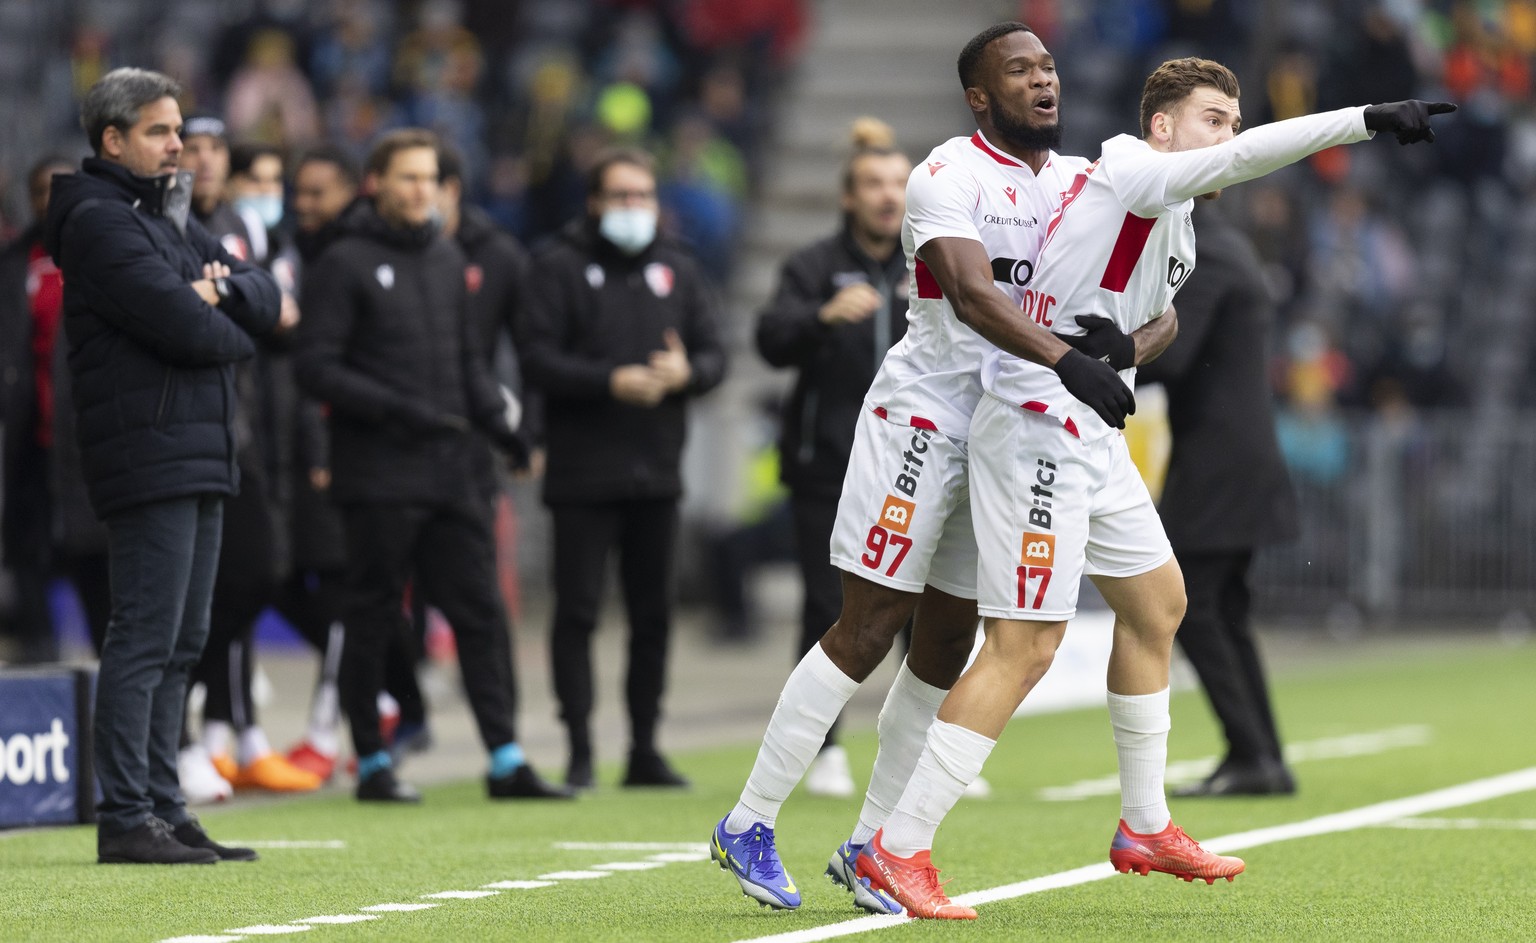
[
  {"xmin": 712, "ymin": 23, "xmax": 1177, "ymax": 915},
  {"xmin": 855, "ymin": 58, "xmax": 1455, "ymax": 919}
]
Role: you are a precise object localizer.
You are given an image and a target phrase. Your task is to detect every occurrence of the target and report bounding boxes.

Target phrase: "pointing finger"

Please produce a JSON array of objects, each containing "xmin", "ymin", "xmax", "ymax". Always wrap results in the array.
[{"xmin": 1427, "ymin": 101, "xmax": 1457, "ymax": 115}]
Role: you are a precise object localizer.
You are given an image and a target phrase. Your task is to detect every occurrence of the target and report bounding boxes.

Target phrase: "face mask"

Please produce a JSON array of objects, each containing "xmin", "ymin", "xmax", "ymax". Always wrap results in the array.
[
  {"xmin": 599, "ymin": 207, "xmax": 657, "ymax": 255},
  {"xmin": 235, "ymin": 193, "xmax": 284, "ymax": 230}
]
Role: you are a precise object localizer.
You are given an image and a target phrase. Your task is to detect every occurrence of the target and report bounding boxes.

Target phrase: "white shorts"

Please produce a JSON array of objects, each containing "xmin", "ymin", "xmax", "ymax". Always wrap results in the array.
[
  {"xmin": 829, "ymin": 407, "xmax": 976, "ymax": 597},
  {"xmin": 971, "ymin": 394, "xmax": 1172, "ymax": 621}
]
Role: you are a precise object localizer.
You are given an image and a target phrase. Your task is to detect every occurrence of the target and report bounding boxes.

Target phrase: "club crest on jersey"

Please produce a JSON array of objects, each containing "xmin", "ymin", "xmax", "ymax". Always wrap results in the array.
[
  {"xmin": 219, "ymin": 233, "xmax": 250, "ymax": 261},
  {"xmin": 927, "ymin": 160, "xmax": 946, "ymax": 176},
  {"xmin": 466, "ymin": 264, "xmax": 484, "ymax": 295},
  {"xmin": 1003, "ymin": 185, "xmax": 1017, "ymax": 205},
  {"xmin": 375, "ymin": 264, "xmax": 394, "ymax": 289},
  {"xmin": 645, "ymin": 262, "xmax": 674, "ymax": 298}
]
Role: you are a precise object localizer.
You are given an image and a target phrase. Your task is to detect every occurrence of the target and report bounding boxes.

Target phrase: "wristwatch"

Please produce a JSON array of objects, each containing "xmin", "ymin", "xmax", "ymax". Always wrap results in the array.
[{"xmin": 213, "ymin": 277, "xmax": 231, "ymax": 305}]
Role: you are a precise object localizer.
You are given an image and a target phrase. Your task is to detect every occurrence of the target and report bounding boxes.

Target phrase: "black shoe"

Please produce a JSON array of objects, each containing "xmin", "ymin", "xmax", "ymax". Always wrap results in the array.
[
  {"xmin": 622, "ymin": 750, "xmax": 690, "ymax": 788},
  {"xmin": 98, "ymin": 818, "xmax": 219, "ymax": 864},
  {"xmin": 489, "ymin": 764, "xmax": 575, "ymax": 799},
  {"xmin": 566, "ymin": 753, "xmax": 594, "ymax": 791},
  {"xmin": 356, "ymin": 767, "xmax": 421, "ymax": 803},
  {"xmin": 1173, "ymin": 759, "xmax": 1296, "ymax": 797},
  {"xmin": 172, "ymin": 815, "xmax": 258, "ymax": 861}
]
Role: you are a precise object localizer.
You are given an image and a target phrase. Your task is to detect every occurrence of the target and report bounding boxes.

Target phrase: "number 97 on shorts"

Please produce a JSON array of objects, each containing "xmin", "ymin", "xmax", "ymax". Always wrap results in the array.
[{"xmin": 862, "ymin": 495, "xmax": 915, "ymax": 578}]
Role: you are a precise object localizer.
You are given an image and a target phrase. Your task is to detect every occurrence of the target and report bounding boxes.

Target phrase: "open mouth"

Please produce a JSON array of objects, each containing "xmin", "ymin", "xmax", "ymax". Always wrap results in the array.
[{"xmin": 1033, "ymin": 96, "xmax": 1057, "ymax": 117}]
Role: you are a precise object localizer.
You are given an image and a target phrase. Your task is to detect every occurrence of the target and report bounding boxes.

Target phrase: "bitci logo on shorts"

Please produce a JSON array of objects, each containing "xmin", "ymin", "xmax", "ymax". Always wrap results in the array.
[
  {"xmin": 879, "ymin": 495, "xmax": 916, "ymax": 535},
  {"xmin": 1020, "ymin": 532, "xmax": 1055, "ymax": 567}
]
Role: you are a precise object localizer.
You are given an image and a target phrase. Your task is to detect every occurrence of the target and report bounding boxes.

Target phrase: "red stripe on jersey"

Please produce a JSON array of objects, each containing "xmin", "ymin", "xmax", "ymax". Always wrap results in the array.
[
  {"xmin": 1098, "ymin": 212, "xmax": 1157, "ymax": 293},
  {"xmin": 873, "ymin": 406, "xmax": 888, "ymax": 420},
  {"xmin": 970, "ymin": 132, "xmax": 1021, "ymax": 167},
  {"xmin": 915, "ymin": 259, "xmax": 942, "ymax": 299},
  {"xmin": 910, "ymin": 416, "xmax": 938, "ymax": 431},
  {"xmin": 1064, "ymin": 418, "xmax": 1080, "ymax": 438},
  {"xmin": 1021, "ymin": 401, "xmax": 1050, "ymax": 413}
]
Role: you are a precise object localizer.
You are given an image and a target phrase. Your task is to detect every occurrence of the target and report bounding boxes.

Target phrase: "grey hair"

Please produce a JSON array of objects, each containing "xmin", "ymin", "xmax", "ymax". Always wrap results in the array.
[{"xmin": 80, "ymin": 67, "xmax": 183, "ymax": 155}]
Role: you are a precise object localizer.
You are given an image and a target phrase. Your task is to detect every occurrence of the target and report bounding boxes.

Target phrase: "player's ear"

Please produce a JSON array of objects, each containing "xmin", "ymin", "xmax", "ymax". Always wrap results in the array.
[{"xmin": 965, "ymin": 85, "xmax": 988, "ymax": 115}]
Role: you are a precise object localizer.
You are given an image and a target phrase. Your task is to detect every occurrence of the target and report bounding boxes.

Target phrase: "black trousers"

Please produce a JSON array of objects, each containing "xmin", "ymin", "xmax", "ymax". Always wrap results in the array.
[
  {"xmin": 790, "ymin": 494, "xmax": 844, "ymax": 745},
  {"xmin": 95, "ymin": 495, "xmax": 222, "ymax": 835},
  {"xmin": 1174, "ymin": 549, "xmax": 1284, "ymax": 767},
  {"xmin": 339, "ymin": 500, "xmax": 517, "ymax": 757},
  {"xmin": 274, "ymin": 566, "xmax": 425, "ymax": 726},
  {"xmin": 549, "ymin": 498, "xmax": 677, "ymax": 757}
]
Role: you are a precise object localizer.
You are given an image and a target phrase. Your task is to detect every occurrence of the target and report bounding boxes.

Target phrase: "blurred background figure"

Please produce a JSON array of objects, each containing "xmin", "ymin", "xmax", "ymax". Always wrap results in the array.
[
  {"xmin": 1, "ymin": 156, "xmax": 110, "ymax": 666},
  {"xmin": 1139, "ymin": 201, "xmax": 1299, "ymax": 797},
  {"xmin": 752, "ymin": 118, "xmax": 911, "ymax": 798},
  {"xmin": 520, "ymin": 147, "xmax": 727, "ymax": 791}
]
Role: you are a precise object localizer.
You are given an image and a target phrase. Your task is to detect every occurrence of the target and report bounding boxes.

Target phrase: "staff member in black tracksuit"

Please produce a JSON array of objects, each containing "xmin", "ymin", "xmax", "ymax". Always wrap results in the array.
[
  {"xmin": 1138, "ymin": 200, "xmax": 1299, "ymax": 797},
  {"xmin": 520, "ymin": 147, "xmax": 727, "ymax": 791},
  {"xmin": 753, "ymin": 120, "xmax": 911, "ymax": 797},
  {"xmin": 46, "ymin": 68, "xmax": 279, "ymax": 864},
  {"xmin": 296, "ymin": 128, "xmax": 568, "ymax": 804}
]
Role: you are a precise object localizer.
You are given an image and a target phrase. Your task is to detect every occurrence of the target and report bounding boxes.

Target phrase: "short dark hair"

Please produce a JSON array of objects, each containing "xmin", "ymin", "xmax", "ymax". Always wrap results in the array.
[
  {"xmin": 586, "ymin": 147, "xmax": 655, "ymax": 197},
  {"xmin": 437, "ymin": 143, "xmax": 464, "ymax": 185},
  {"xmin": 1139, "ymin": 57, "xmax": 1241, "ymax": 137},
  {"xmin": 230, "ymin": 141, "xmax": 282, "ymax": 177},
  {"xmin": 293, "ymin": 143, "xmax": 361, "ymax": 187},
  {"xmin": 365, "ymin": 128, "xmax": 441, "ymax": 178},
  {"xmin": 958, "ymin": 22, "xmax": 1034, "ymax": 91},
  {"xmin": 79, "ymin": 67, "xmax": 183, "ymax": 155}
]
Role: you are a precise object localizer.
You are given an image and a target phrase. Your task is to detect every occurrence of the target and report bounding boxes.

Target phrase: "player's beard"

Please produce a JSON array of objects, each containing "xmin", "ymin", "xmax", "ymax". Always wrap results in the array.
[{"xmin": 990, "ymin": 99, "xmax": 1063, "ymax": 151}]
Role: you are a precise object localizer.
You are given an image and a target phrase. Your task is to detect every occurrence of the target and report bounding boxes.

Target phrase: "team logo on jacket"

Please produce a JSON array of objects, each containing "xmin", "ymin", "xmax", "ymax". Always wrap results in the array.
[
  {"xmin": 644, "ymin": 262, "xmax": 674, "ymax": 298},
  {"xmin": 586, "ymin": 263, "xmax": 605, "ymax": 289},
  {"xmin": 465, "ymin": 264, "xmax": 484, "ymax": 295},
  {"xmin": 219, "ymin": 233, "xmax": 250, "ymax": 261},
  {"xmin": 375, "ymin": 264, "xmax": 394, "ymax": 289}
]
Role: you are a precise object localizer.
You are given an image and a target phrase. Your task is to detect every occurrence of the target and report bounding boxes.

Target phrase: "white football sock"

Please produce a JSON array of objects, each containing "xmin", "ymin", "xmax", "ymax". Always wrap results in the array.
[
  {"xmin": 1108, "ymin": 688, "xmax": 1172, "ymax": 834},
  {"xmin": 305, "ymin": 622, "xmax": 344, "ymax": 756},
  {"xmin": 203, "ymin": 720, "xmax": 234, "ymax": 758},
  {"xmin": 725, "ymin": 644, "xmax": 860, "ymax": 832},
  {"xmin": 238, "ymin": 725, "xmax": 272, "ymax": 765},
  {"xmin": 851, "ymin": 659, "xmax": 948, "ymax": 847},
  {"xmin": 880, "ymin": 719, "xmax": 996, "ymax": 857}
]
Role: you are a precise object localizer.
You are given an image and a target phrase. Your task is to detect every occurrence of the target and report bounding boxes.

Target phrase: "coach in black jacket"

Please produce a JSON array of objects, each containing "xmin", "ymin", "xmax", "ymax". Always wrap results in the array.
[
  {"xmin": 753, "ymin": 139, "xmax": 911, "ymax": 780},
  {"xmin": 45, "ymin": 69, "xmax": 279, "ymax": 864},
  {"xmin": 1138, "ymin": 201, "xmax": 1299, "ymax": 797},
  {"xmin": 296, "ymin": 129, "xmax": 567, "ymax": 804},
  {"xmin": 521, "ymin": 148, "xmax": 726, "ymax": 790}
]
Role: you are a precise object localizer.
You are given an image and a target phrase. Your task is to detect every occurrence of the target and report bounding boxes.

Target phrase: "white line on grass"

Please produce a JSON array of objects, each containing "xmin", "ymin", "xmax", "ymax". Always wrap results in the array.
[
  {"xmin": 537, "ymin": 870, "xmax": 612, "ymax": 880},
  {"xmin": 732, "ymin": 766, "xmax": 1536, "ymax": 943},
  {"xmin": 421, "ymin": 891, "xmax": 499, "ymax": 899},
  {"xmin": 159, "ymin": 936, "xmax": 244, "ymax": 943},
  {"xmin": 1040, "ymin": 725, "xmax": 1431, "ymax": 800},
  {"xmin": 223, "ymin": 928, "xmax": 311, "ymax": 936},
  {"xmin": 291, "ymin": 916, "xmax": 378, "ymax": 925},
  {"xmin": 1374, "ymin": 817, "xmax": 1536, "ymax": 830},
  {"xmin": 483, "ymin": 880, "xmax": 558, "ymax": 889},
  {"xmin": 647, "ymin": 851, "xmax": 712, "ymax": 863},
  {"xmin": 591, "ymin": 861, "xmax": 669, "ymax": 871}
]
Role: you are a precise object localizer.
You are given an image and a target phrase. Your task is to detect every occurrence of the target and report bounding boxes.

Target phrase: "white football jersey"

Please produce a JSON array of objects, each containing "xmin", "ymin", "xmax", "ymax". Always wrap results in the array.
[
  {"xmin": 863, "ymin": 132, "xmax": 1089, "ymax": 439},
  {"xmin": 985, "ymin": 105, "xmax": 1372, "ymax": 442}
]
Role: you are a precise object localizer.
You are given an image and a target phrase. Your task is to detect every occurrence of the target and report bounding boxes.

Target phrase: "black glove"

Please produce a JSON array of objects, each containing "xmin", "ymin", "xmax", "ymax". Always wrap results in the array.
[
  {"xmin": 1363, "ymin": 100, "xmax": 1457, "ymax": 145},
  {"xmin": 489, "ymin": 426, "xmax": 531, "ymax": 472},
  {"xmin": 1051, "ymin": 348, "xmax": 1136, "ymax": 429},
  {"xmin": 1054, "ymin": 315, "xmax": 1135, "ymax": 371}
]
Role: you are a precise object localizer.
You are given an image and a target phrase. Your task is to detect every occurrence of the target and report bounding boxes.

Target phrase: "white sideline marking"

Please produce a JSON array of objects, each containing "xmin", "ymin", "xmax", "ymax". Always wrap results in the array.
[
  {"xmin": 1040, "ymin": 725, "xmax": 1432, "ymax": 800},
  {"xmin": 291, "ymin": 916, "xmax": 377, "ymax": 924},
  {"xmin": 483, "ymin": 880, "xmax": 558, "ymax": 889},
  {"xmin": 226, "ymin": 840, "xmax": 346, "ymax": 850},
  {"xmin": 592, "ymin": 861, "xmax": 668, "ymax": 871},
  {"xmin": 1374, "ymin": 817, "xmax": 1536, "ymax": 831},
  {"xmin": 537, "ymin": 870, "xmax": 611, "ymax": 880},
  {"xmin": 732, "ymin": 766, "xmax": 1536, "ymax": 943},
  {"xmin": 554, "ymin": 842, "xmax": 710, "ymax": 851},
  {"xmin": 159, "ymin": 937, "xmax": 243, "ymax": 943},
  {"xmin": 359, "ymin": 904, "xmax": 438, "ymax": 912},
  {"xmin": 421, "ymin": 891, "xmax": 499, "ymax": 899},
  {"xmin": 223, "ymin": 929, "xmax": 310, "ymax": 936},
  {"xmin": 647, "ymin": 851, "xmax": 711, "ymax": 863}
]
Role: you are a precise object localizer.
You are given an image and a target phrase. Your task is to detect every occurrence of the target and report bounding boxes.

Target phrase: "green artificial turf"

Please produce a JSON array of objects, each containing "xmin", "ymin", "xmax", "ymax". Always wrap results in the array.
[{"xmin": 2, "ymin": 635, "xmax": 1532, "ymax": 942}]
